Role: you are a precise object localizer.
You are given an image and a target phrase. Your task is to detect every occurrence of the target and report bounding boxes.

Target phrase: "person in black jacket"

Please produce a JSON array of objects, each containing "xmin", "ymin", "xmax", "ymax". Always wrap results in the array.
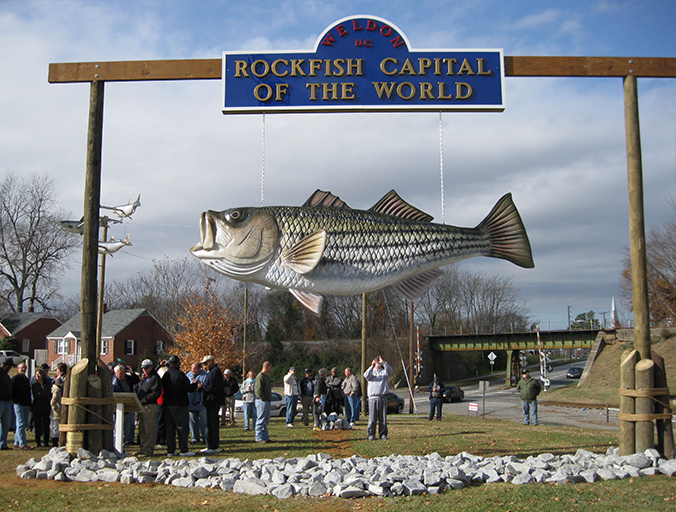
[
  {"xmin": 135, "ymin": 359, "xmax": 162, "ymax": 457},
  {"xmin": 11, "ymin": 361, "xmax": 31, "ymax": 449},
  {"xmin": 161, "ymin": 355, "xmax": 197, "ymax": 456},
  {"xmin": 0, "ymin": 358, "xmax": 14, "ymax": 450},
  {"xmin": 31, "ymin": 369, "xmax": 52, "ymax": 447},
  {"xmin": 197, "ymin": 355, "xmax": 224, "ymax": 454}
]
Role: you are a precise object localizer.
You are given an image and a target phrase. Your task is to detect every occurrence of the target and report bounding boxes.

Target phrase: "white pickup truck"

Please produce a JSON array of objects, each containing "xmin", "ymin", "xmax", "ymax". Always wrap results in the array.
[{"xmin": 0, "ymin": 350, "xmax": 29, "ymax": 365}]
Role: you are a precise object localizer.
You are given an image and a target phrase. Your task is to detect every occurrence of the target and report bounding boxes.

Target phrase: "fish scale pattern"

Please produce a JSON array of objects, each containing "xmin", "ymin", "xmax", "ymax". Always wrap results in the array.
[{"xmin": 259, "ymin": 206, "xmax": 491, "ymax": 294}]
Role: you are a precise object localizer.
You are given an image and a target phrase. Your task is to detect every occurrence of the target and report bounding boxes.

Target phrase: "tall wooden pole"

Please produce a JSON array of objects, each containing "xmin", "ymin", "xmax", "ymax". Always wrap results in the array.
[
  {"xmin": 623, "ymin": 75, "xmax": 651, "ymax": 361},
  {"xmin": 361, "ymin": 293, "xmax": 367, "ymax": 416},
  {"xmin": 242, "ymin": 286, "xmax": 248, "ymax": 379},
  {"xmin": 82, "ymin": 81, "xmax": 104, "ymax": 375},
  {"xmin": 409, "ymin": 300, "xmax": 414, "ymax": 413}
]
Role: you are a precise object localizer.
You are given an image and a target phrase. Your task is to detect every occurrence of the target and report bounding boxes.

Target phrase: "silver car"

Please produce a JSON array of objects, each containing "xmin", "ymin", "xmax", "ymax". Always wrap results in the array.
[{"xmin": 231, "ymin": 391, "xmax": 287, "ymax": 419}]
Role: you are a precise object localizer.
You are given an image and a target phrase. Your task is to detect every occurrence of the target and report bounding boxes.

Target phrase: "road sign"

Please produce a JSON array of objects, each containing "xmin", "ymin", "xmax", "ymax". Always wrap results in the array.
[
  {"xmin": 487, "ymin": 351, "xmax": 497, "ymax": 362},
  {"xmin": 468, "ymin": 403, "xmax": 479, "ymax": 412}
]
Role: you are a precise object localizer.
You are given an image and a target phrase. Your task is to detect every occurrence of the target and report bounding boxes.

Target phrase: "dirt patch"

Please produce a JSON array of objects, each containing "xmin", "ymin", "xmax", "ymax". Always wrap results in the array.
[{"xmin": 311, "ymin": 428, "xmax": 356, "ymax": 459}]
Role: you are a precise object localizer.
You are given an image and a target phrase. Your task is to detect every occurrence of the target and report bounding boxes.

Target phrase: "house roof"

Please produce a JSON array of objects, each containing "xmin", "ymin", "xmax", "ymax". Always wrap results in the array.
[
  {"xmin": 46, "ymin": 309, "xmax": 155, "ymax": 339},
  {"xmin": 0, "ymin": 312, "xmax": 60, "ymax": 336}
]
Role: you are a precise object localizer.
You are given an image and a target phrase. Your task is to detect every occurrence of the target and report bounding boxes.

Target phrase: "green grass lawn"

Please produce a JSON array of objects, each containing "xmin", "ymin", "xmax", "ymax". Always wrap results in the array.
[{"xmin": 0, "ymin": 414, "xmax": 674, "ymax": 512}]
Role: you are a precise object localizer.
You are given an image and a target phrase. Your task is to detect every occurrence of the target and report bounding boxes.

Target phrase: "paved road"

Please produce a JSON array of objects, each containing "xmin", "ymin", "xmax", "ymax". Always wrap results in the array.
[{"xmin": 394, "ymin": 361, "xmax": 621, "ymax": 431}]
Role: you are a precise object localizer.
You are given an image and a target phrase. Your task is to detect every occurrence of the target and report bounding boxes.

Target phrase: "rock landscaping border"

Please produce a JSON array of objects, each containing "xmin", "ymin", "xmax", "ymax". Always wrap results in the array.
[{"xmin": 16, "ymin": 447, "xmax": 676, "ymax": 499}]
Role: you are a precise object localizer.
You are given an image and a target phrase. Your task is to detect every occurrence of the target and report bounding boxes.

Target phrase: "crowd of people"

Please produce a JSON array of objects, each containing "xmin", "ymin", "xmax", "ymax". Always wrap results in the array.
[
  {"xmin": 0, "ymin": 352, "xmax": 408, "ymax": 454},
  {"xmin": 0, "ymin": 357, "xmax": 68, "ymax": 451}
]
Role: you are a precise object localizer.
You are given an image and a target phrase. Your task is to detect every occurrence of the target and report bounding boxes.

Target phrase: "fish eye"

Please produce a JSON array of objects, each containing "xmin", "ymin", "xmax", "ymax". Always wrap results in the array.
[{"xmin": 226, "ymin": 209, "xmax": 247, "ymax": 223}]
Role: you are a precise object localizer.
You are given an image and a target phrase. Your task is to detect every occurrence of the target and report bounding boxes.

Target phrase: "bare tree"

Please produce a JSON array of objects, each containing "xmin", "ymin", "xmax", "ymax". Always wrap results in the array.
[
  {"xmin": 103, "ymin": 257, "xmax": 219, "ymax": 336},
  {"xmin": 621, "ymin": 218, "xmax": 676, "ymax": 324},
  {"xmin": 0, "ymin": 173, "xmax": 79, "ymax": 312}
]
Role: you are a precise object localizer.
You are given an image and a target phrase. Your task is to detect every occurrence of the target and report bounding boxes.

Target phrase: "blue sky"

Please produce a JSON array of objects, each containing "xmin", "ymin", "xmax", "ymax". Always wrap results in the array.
[{"xmin": 0, "ymin": 0, "xmax": 674, "ymax": 329}]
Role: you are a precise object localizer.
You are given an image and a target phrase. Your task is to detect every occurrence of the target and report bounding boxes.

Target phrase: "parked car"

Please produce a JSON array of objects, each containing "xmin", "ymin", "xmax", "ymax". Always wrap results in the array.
[
  {"xmin": 566, "ymin": 367, "xmax": 583, "ymax": 379},
  {"xmin": 365, "ymin": 392, "xmax": 404, "ymax": 414},
  {"xmin": 442, "ymin": 385, "xmax": 465, "ymax": 403},
  {"xmin": 231, "ymin": 391, "xmax": 287, "ymax": 419},
  {"xmin": 0, "ymin": 350, "xmax": 29, "ymax": 365}
]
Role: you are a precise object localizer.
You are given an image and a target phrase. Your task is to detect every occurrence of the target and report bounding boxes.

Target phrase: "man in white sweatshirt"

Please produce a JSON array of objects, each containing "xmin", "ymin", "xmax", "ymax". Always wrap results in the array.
[{"xmin": 363, "ymin": 356, "xmax": 393, "ymax": 441}]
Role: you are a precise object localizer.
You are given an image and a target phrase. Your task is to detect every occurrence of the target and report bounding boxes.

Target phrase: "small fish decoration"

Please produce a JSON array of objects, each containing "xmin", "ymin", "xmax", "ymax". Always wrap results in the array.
[
  {"xmin": 98, "ymin": 233, "xmax": 132, "ymax": 256},
  {"xmin": 191, "ymin": 190, "xmax": 534, "ymax": 315},
  {"xmin": 59, "ymin": 216, "xmax": 121, "ymax": 235},
  {"xmin": 101, "ymin": 194, "xmax": 141, "ymax": 219}
]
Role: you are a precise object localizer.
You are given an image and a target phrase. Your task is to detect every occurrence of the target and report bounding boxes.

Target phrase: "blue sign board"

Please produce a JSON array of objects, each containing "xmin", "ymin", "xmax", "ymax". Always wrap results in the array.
[{"xmin": 222, "ymin": 16, "xmax": 504, "ymax": 113}]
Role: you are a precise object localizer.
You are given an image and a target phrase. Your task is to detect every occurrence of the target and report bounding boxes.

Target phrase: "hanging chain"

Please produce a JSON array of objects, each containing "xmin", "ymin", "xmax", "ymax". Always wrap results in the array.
[
  {"xmin": 261, "ymin": 112, "xmax": 266, "ymax": 206},
  {"xmin": 439, "ymin": 112, "xmax": 445, "ymax": 224}
]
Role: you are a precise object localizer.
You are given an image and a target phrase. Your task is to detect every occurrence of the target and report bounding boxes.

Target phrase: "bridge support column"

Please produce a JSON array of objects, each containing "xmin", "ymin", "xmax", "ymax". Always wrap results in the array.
[{"xmin": 506, "ymin": 350, "xmax": 519, "ymax": 387}]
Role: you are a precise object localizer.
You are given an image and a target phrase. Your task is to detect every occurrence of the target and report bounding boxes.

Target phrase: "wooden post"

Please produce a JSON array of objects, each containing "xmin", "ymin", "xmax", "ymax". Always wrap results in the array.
[
  {"xmin": 635, "ymin": 358, "xmax": 655, "ymax": 453},
  {"xmin": 361, "ymin": 293, "xmax": 367, "ymax": 417},
  {"xmin": 87, "ymin": 373, "xmax": 103, "ymax": 454},
  {"xmin": 242, "ymin": 287, "xmax": 248, "ymax": 379},
  {"xmin": 619, "ymin": 349, "xmax": 639, "ymax": 455},
  {"xmin": 409, "ymin": 300, "xmax": 414, "ymax": 414},
  {"xmin": 623, "ymin": 75, "xmax": 651, "ymax": 361},
  {"xmin": 66, "ymin": 358, "xmax": 89, "ymax": 455},
  {"xmin": 651, "ymin": 352, "xmax": 675, "ymax": 459},
  {"xmin": 82, "ymin": 81, "xmax": 104, "ymax": 376}
]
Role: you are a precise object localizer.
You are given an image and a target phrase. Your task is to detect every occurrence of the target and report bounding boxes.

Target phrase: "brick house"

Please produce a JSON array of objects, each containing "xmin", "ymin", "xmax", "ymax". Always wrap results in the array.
[
  {"xmin": 0, "ymin": 312, "xmax": 62, "ymax": 360},
  {"xmin": 46, "ymin": 308, "xmax": 173, "ymax": 370}
]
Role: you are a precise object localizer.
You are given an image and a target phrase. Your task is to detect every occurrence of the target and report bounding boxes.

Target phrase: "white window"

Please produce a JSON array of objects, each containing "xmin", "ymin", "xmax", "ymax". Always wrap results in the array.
[
  {"xmin": 21, "ymin": 339, "xmax": 29, "ymax": 352},
  {"xmin": 56, "ymin": 338, "xmax": 71, "ymax": 355},
  {"xmin": 125, "ymin": 340, "xmax": 136, "ymax": 356},
  {"xmin": 154, "ymin": 340, "xmax": 163, "ymax": 355},
  {"xmin": 100, "ymin": 339, "xmax": 109, "ymax": 355}
]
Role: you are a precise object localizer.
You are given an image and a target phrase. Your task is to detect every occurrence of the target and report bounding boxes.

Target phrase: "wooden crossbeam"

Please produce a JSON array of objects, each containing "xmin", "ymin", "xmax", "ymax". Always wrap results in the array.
[{"xmin": 48, "ymin": 56, "xmax": 676, "ymax": 83}]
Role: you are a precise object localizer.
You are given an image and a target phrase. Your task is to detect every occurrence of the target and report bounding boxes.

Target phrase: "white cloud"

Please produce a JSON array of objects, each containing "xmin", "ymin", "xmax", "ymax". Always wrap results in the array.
[{"xmin": 0, "ymin": 0, "xmax": 673, "ymax": 328}]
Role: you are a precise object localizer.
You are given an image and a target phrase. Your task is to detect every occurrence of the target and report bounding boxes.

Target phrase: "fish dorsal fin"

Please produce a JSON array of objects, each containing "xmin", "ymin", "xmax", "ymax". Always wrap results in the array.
[
  {"xmin": 281, "ymin": 230, "xmax": 327, "ymax": 274},
  {"xmin": 394, "ymin": 269, "xmax": 444, "ymax": 301},
  {"xmin": 303, "ymin": 190, "xmax": 350, "ymax": 208},
  {"xmin": 289, "ymin": 289, "xmax": 324, "ymax": 316},
  {"xmin": 369, "ymin": 190, "xmax": 434, "ymax": 222}
]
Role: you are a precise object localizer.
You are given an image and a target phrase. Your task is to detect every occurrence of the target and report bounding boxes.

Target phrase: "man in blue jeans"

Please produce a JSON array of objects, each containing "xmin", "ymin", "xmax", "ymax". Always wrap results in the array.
[
  {"xmin": 516, "ymin": 369, "xmax": 542, "ymax": 425},
  {"xmin": 11, "ymin": 361, "xmax": 31, "ymax": 449},
  {"xmin": 0, "ymin": 358, "xmax": 14, "ymax": 450},
  {"xmin": 254, "ymin": 361, "xmax": 272, "ymax": 443},
  {"xmin": 283, "ymin": 367, "xmax": 299, "ymax": 427}
]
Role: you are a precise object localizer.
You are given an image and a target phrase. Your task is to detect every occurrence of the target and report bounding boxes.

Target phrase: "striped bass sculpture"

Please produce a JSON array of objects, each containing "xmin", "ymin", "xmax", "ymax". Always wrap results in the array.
[{"xmin": 191, "ymin": 190, "xmax": 534, "ymax": 315}]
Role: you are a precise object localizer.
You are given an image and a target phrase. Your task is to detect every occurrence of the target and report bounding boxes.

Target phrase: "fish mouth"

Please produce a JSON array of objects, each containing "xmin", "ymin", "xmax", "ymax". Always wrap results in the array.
[{"xmin": 191, "ymin": 211, "xmax": 219, "ymax": 254}]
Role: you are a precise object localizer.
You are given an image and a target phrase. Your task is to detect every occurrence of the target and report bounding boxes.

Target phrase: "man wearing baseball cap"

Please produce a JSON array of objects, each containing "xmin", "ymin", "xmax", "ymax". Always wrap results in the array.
[
  {"xmin": 197, "ymin": 355, "xmax": 224, "ymax": 454},
  {"xmin": 516, "ymin": 368, "xmax": 542, "ymax": 425},
  {"xmin": 136, "ymin": 359, "xmax": 161, "ymax": 456}
]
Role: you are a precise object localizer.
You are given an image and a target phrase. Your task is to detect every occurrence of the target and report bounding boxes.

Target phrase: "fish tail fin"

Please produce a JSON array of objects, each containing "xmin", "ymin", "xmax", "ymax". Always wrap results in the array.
[{"xmin": 477, "ymin": 193, "xmax": 534, "ymax": 269}]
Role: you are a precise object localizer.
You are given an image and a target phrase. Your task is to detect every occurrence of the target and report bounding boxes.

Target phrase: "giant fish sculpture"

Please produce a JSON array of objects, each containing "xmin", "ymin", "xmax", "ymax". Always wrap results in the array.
[{"xmin": 191, "ymin": 190, "xmax": 534, "ymax": 315}]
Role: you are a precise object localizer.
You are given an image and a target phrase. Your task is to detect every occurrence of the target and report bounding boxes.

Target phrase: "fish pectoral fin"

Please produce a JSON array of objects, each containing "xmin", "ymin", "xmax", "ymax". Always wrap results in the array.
[
  {"xmin": 290, "ymin": 289, "xmax": 324, "ymax": 316},
  {"xmin": 369, "ymin": 190, "xmax": 434, "ymax": 222},
  {"xmin": 303, "ymin": 190, "xmax": 350, "ymax": 208},
  {"xmin": 394, "ymin": 269, "xmax": 445, "ymax": 301},
  {"xmin": 281, "ymin": 230, "xmax": 327, "ymax": 274}
]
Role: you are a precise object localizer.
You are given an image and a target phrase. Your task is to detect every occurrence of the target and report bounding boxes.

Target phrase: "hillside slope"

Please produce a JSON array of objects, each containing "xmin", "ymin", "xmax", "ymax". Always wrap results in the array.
[{"xmin": 544, "ymin": 336, "xmax": 676, "ymax": 406}]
